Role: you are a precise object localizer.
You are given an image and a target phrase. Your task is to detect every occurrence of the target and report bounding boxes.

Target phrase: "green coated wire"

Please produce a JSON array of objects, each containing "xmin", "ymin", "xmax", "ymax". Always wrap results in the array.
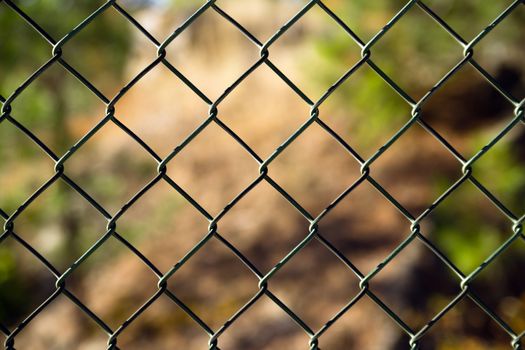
[{"xmin": 0, "ymin": 0, "xmax": 524, "ymax": 349}]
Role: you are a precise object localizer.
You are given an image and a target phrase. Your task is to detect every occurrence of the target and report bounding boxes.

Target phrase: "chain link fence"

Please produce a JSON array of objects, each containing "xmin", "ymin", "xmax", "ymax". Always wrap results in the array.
[{"xmin": 1, "ymin": 0, "xmax": 524, "ymax": 349}]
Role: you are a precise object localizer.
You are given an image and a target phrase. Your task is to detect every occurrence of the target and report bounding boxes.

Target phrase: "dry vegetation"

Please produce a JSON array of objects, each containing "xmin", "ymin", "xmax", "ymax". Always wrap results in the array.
[{"xmin": 1, "ymin": 1, "xmax": 524, "ymax": 349}]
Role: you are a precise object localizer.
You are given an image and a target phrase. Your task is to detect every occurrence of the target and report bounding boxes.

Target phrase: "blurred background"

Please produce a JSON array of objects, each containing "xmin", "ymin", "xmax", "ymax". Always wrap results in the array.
[{"xmin": 0, "ymin": 0, "xmax": 524, "ymax": 349}]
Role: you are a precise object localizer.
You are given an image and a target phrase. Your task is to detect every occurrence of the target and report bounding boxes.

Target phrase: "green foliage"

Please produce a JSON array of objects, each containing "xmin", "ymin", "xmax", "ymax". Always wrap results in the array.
[
  {"xmin": 313, "ymin": 0, "xmax": 524, "ymax": 100},
  {"xmin": 311, "ymin": 5, "xmax": 525, "ymax": 345},
  {"xmin": 0, "ymin": 0, "xmax": 133, "ymax": 96},
  {"xmin": 471, "ymin": 132, "xmax": 525, "ymax": 212},
  {"xmin": 429, "ymin": 134, "xmax": 524, "ymax": 273},
  {"xmin": 0, "ymin": 244, "xmax": 32, "ymax": 326},
  {"xmin": 0, "ymin": 0, "xmax": 134, "ymax": 325}
]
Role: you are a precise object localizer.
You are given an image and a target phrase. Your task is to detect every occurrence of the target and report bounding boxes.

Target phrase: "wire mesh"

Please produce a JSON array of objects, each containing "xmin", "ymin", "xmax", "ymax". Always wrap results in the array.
[{"xmin": 0, "ymin": 0, "xmax": 524, "ymax": 349}]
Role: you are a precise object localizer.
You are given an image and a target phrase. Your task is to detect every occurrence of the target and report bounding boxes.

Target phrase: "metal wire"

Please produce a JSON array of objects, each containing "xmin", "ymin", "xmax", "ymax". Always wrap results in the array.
[{"xmin": 1, "ymin": 0, "xmax": 524, "ymax": 349}]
